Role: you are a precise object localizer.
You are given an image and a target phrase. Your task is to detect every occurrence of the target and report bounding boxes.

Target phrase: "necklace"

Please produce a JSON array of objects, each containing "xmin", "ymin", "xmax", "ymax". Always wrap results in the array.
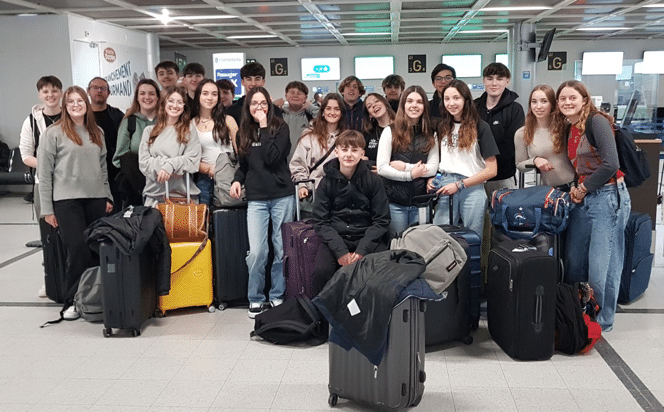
[
  {"xmin": 43, "ymin": 113, "xmax": 60, "ymax": 123},
  {"xmin": 199, "ymin": 117, "xmax": 212, "ymax": 126}
]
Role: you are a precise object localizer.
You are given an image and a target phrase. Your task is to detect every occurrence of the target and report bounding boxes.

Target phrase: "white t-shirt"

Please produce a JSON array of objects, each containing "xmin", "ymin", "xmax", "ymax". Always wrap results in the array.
[
  {"xmin": 195, "ymin": 122, "xmax": 233, "ymax": 164},
  {"xmin": 438, "ymin": 121, "xmax": 499, "ymax": 178}
]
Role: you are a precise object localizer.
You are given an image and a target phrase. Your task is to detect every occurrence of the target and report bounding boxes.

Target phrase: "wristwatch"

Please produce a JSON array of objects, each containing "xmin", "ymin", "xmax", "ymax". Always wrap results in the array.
[{"xmin": 456, "ymin": 179, "xmax": 466, "ymax": 191}]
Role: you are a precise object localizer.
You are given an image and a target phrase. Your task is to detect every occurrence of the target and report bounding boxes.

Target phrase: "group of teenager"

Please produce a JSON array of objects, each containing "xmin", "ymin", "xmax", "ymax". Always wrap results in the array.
[{"xmin": 20, "ymin": 58, "xmax": 629, "ymax": 332}]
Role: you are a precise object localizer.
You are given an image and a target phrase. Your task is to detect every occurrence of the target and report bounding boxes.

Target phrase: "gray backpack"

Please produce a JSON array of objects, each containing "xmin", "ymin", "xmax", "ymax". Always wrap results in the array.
[
  {"xmin": 390, "ymin": 224, "xmax": 467, "ymax": 294},
  {"xmin": 213, "ymin": 151, "xmax": 247, "ymax": 207},
  {"xmin": 74, "ymin": 266, "xmax": 104, "ymax": 322}
]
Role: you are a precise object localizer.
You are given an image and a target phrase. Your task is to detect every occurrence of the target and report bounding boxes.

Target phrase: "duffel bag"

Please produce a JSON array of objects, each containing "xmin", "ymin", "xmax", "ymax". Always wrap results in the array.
[{"xmin": 490, "ymin": 186, "xmax": 571, "ymax": 239}]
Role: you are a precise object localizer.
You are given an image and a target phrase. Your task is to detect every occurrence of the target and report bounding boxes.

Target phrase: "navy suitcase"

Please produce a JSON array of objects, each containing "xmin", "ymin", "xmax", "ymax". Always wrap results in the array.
[
  {"xmin": 99, "ymin": 242, "xmax": 157, "ymax": 337},
  {"xmin": 212, "ymin": 208, "xmax": 250, "ymax": 309},
  {"xmin": 328, "ymin": 298, "xmax": 426, "ymax": 409},
  {"xmin": 39, "ymin": 218, "xmax": 67, "ymax": 303},
  {"xmin": 487, "ymin": 238, "xmax": 558, "ymax": 360},
  {"xmin": 619, "ymin": 212, "xmax": 653, "ymax": 304}
]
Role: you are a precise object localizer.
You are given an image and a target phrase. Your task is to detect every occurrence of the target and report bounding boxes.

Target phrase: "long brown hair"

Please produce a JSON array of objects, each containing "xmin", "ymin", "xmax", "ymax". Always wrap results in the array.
[
  {"xmin": 362, "ymin": 93, "xmax": 395, "ymax": 136},
  {"xmin": 391, "ymin": 85, "xmax": 435, "ymax": 153},
  {"xmin": 57, "ymin": 86, "xmax": 103, "ymax": 147},
  {"xmin": 523, "ymin": 84, "xmax": 564, "ymax": 153},
  {"xmin": 192, "ymin": 79, "xmax": 231, "ymax": 145},
  {"xmin": 301, "ymin": 93, "xmax": 348, "ymax": 150},
  {"xmin": 237, "ymin": 87, "xmax": 285, "ymax": 157},
  {"xmin": 553, "ymin": 80, "xmax": 613, "ymax": 140},
  {"xmin": 148, "ymin": 86, "xmax": 191, "ymax": 146},
  {"xmin": 124, "ymin": 79, "xmax": 160, "ymax": 119},
  {"xmin": 438, "ymin": 80, "xmax": 478, "ymax": 151}
]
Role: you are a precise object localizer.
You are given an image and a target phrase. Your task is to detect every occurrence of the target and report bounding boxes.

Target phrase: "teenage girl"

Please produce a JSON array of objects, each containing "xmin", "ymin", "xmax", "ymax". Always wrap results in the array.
[
  {"xmin": 230, "ymin": 87, "xmax": 295, "ymax": 318},
  {"xmin": 431, "ymin": 79, "xmax": 498, "ymax": 239},
  {"xmin": 362, "ymin": 92, "xmax": 395, "ymax": 165}
]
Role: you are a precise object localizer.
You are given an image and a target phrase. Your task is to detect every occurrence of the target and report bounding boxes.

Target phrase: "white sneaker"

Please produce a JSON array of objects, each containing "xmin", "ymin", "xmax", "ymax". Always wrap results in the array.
[
  {"xmin": 63, "ymin": 306, "xmax": 80, "ymax": 320},
  {"xmin": 38, "ymin": 285, "xmax": 47, "ymax": 298},
  {"xmin": 270, "ymin": 299, "xmax": 284, "ymax": 308},
  {"xmin": 248, "ymin": 302, "xmax": 264, "ymax": 319}
]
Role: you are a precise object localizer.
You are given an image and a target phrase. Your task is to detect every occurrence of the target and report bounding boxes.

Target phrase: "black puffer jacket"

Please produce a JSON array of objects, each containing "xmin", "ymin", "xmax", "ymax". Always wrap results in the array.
[
  {"xmin": 344, "ymin": 99, "xmax": 364, "ymax": 132},
  {"xmin": 382, "ymin": 126, "xmax": 430, "ymax": 206},
  {"xmin": 312, "ymin": 158, "xmax": 390, "ymax": 259},
  {"xmin": 475, "ymin": 89, "xmax": 525, "ymax": 181}
]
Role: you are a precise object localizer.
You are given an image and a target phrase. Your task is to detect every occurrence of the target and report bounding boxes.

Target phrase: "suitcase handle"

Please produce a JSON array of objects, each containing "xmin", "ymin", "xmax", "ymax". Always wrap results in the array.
[
  {"xmin": 294, "ymin": 179, "xmax": 315, "ymax": 221},
  {"xmin": 534, "ymin": 285, "xmax": 544, "ymax": 333}
]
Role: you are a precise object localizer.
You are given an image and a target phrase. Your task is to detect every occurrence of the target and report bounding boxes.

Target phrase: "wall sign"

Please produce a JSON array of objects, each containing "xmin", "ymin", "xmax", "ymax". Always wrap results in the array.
[
  {"xmin": 270, "ymin": 58, "xmax": 288, "ymax": 76},
  {"xmin": 213, "ymin": 52, "xmax": 245, "ymax": 96},
  {"xmin": 408, "ymin": 54, "xmax": 426, "ymax": 73},
  {"xmin": 548, "ymin": 52, "xmax": 567, "ymax": 71}
]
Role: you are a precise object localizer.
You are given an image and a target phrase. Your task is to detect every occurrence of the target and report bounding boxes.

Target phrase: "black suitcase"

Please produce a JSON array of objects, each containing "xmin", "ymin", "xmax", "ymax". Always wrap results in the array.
[
  {"xmin": 212, "ymin": 208, "xmax": 250, "ymax": 309},
  {"xmin": 39, "ymin": 218, "xmax": 67, "ymax": 303},
  {"xmin": 99, "ymin": 242, "xmax": 157, "ymax": 337},
  {"xmin": 487, "ymin": 238, "xmax": 558, "ymax": 360},
  {"xmin": 492, "ymin": 229, "xmax": 564, "ymax": 282},
  {"xmin": 619, "ymin": 212, "xmax": 653, "ymax": 304},
  {"xmin": 328, "ymin": 298, "xmax": 426, "ymax": 409}
]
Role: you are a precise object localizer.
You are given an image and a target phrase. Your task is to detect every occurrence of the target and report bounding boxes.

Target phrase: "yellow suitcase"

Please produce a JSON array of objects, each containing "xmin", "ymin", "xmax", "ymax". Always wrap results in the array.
[{"xmin": 158, "ymin": 240, "xmax": 214, "ymax": 315}]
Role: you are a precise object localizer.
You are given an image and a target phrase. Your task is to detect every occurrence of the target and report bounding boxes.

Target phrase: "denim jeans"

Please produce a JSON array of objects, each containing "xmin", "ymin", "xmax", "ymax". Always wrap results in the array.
[
  {"xmin": 389, "ymin": 203, "xmax": 419, "ymax": 237},
  {"xmin": 246, "ymin": 195, "xmax": 295, "ymax": 304},
  {"xmin": 564, "ymin": 182, "xmax": 630, "ymax": 330},
  {"xmin": 432, "ymin": 172, "xmax": 487, "ymax": 239},
  {"xmin": 195, "ymin": 174, "xmax": 214, "ymax": 206}
]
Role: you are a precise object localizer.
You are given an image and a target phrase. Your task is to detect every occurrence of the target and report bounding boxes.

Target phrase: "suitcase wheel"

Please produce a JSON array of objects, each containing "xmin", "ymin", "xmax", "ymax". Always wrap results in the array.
[
  {"xmin": 102, "ymin": 328, "xmax": 112, "ymax": 338},
  {"xmin": 154, "ymin": 309, "xmax": 165, "ymax": 318},
  {"xmin": 218, "ymin": 302, "xmax": 228, "ymax": 311},
  {"xmin": 462, "ymin": 335, "xmax": 473, "ymax": 345},
  {"xmin": 208, "ymin": 305, "xmax": 216, "ymax": 313},
  {"xmin": 328, "ymin": 393, "xmax": 338, "ymax": 407},
  {"xmin": 412, "ymin": 394, "xmax": 422, "ymax": 407},
  {"xmin": 131, "ymin": 328, "xmax": 140, "ymax": 337}
]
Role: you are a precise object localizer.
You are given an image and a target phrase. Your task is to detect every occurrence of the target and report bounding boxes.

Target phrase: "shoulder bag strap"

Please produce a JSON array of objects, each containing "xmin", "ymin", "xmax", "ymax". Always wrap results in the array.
[{"xmin": 309, "ymin": 142, "xmax": 337, "ymax": 173}]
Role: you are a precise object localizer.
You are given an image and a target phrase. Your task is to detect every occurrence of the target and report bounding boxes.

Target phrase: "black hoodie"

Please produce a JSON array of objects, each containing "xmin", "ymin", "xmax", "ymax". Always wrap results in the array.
[
  {"xmin": 474, "ymin": 89, "xmax": 525, "ymax": 181},
  {"xmin": 312, "ymin": 158, "xmax": 390, "ymax": 259}
]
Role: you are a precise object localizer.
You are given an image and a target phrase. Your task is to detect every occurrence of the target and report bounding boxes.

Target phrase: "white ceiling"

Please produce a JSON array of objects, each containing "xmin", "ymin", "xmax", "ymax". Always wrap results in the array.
[{"xmin": 2, "ymin": 0, "xmax": 664, "ymax": 49}]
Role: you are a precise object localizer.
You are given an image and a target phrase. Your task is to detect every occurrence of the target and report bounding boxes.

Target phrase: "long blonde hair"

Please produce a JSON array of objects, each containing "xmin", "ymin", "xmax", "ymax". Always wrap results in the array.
[{"xmin": 57, "ymin": 86, "xmax": 103, "ymax": 147}]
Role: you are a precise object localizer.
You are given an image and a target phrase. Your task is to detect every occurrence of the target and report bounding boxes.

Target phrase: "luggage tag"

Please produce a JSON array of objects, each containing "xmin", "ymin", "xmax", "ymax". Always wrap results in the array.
[{"xmin": 347, "ymin": 299, "xmax": 361, "ymax": 316}]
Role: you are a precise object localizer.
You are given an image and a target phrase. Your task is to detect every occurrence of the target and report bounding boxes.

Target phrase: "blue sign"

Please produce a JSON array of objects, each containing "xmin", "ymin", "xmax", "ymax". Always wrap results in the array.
[
  {"xmin": 215, "ymin": 69, "xmax": 242, "ymax": 96},
  {"xmin": 522, "ymin": 71, "xmax": 531, "ymax": 80},
  {"xmin": 365, "ymin": 86, "xmax": 375, "ymax": 93},
  {"xmin": 313, "ymin": 65, "xmax": 331, "ymax": 73},
  {"xmin": 313, "ymin": 87, "xmax": 329, "ymax": 93}
]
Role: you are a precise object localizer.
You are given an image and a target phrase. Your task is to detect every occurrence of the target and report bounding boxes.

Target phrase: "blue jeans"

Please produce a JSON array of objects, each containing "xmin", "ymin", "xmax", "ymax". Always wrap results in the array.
[
  {"xmin": 432, "ymin": 172, "xmax": 487, "ymax": 239},
  {"xmin": 564, "ymin": 182, "xmax": 630, "ymax": 330},
  {"xmin": 389, "ymin": 203, "xmax": 419, "ymax": 237},
  {"xmin": 246, "ymin": 195, "xmax": 295, "ymax": 304},
  {"xmin": 195, "ymin": 174, "xmax": 214, "ymax": 206}
]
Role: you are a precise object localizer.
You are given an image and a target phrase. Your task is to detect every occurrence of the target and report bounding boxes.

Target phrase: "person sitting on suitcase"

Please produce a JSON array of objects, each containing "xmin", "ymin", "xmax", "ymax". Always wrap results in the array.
[{"xmin": 311, "ymin": 130, "xmax": 391, "ymax": 293}]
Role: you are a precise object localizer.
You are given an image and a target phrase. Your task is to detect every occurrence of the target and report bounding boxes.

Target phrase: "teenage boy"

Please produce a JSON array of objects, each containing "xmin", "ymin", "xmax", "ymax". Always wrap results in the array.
[
  {"xmin": 474, "ymin": 62, "xmax": 525, "ymax": 193},
  {"xmin": 155, "ymin": 60, "xmax": 179, "ymax": 89},
  {"xmin": 182, "ymin": 62, "xmax": 205, "ymax": 113},
  {"xmin": 215, "ymin": 79, "xmax": 235, "ymax": 108},
  {"xmin": 382, "ymin": 74, "xmax": 405, "ymax": 112},
  {"xmin": 273, "ymin": 81, "xmax": 319, "ymax": 159},
  {"xmin": 429, "ymin": 63, "xmax": 456, "ymax": 118},
  {"xmin": 338, "ymin": 76, "xmax": 366, "ymax": 131},
  {"xmin": 87, "ymin": 77, "xmax": 124, "ymax": 213},
  {"xmin": 311, "ymin": 130, "xmax": 390, "ymax": 293},
  {"xmin": 20, "ymin": 76, "xmax": 63, "ymax": 295},
  {"xmin": 226, "ymin": 62, "xmax": 282, "ymax": 125}
]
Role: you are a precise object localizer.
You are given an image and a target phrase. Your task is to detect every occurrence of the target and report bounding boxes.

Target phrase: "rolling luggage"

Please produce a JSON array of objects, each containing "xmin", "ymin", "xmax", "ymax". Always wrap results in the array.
[
  {"xmin": 619, "ymin": 212, "xmax": 653, "ymax": 304},
  {"xmin": 212, "ymin": 207, "xmax": 250, "ymax": 309},
  {"xmin": 487, "ymin": 238, "xmax": 558, "ymax": 360},
  {"xmin": 282, "ymin": 179, "xmax": 322, "ymax": 300},
  {"xmin": 328, "ymin": 298, "xmax": 426, "ymax": 409},
  {"xmin": 158, "ymin": 239, "xmax": 214, "ymax": 315},
  {"xmin": 39, "ymin": 218, "xmax": 67, "ymax": 303},
  {"xmin": 99, "ymin": 242, "xmax": 157, "ymax": 337},
  {"xmin": 492, "ymin": 229, "xmax": 564, "ymax": 281}
]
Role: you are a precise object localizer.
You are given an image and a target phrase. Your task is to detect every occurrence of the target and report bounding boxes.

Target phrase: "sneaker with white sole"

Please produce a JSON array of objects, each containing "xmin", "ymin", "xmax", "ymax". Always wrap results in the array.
[
  {"xmin": 248, "ymin": 303, "xmax": 264, "ymax": 319},
  {"xmin": 270, "ymin": 299, "xmax": 284, "ymax": 308},
  {"xmin": 38, "ymin": 285, "xmax": 47, "ymax": 298},
  {"xmin": 63, "ymin": 306, "xmax": 80, "ymax": 320}
]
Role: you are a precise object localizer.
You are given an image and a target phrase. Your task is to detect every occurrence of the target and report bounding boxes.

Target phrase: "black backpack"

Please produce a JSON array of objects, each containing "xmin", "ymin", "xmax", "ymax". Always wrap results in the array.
[
  {"xmin": 585, "ymin": 114, "xmax": 650, "ymax": 188},
  {"xmin": 250, "ymin": 294, "xmax": 328, "ymax": 345},
  {"xmin": 554, "ymin": 283, "xmax": 588, "ymax": 355}
]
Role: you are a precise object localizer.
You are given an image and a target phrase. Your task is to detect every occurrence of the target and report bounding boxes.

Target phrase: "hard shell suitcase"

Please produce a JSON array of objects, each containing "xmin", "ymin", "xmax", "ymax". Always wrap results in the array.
[
  {"xmin": 212, "ymin": 208, "xmax": 249, "ymax": 309},
  {"xmin": 282, "ymin": 179, "xmax": 322, "ymax": 300},
  {"xmin": 492, "ymin": 229, "xmax": 564, "ymax": 282},
  {"xmin": 487, "ymin": 238, "xmax": 558, "ymax": 360},
  {"xmin": 158, "ymin": 240, "xmax": 214, "ymax": 315},
  {"xmin": 40, "ymin": 218, "xmax": 67, "ymax": 303},
  {"xmin": 99, "ymin": 242, "xmax": 157, "ymax": 337},
  {"xmin": 619, "ymin": 212, "xmax": 653, "ymax": 304},
  {"xmin": 328, "ymin": 298, "xmax": 426, "ymax": 410}
]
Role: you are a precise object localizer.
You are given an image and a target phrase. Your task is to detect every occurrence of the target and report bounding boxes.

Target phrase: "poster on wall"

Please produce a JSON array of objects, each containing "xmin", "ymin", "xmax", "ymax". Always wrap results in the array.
[
  {"xmin": 213, "ymin": 52, "xmax": 245, "ymax": 97},
  {"xmin": 100, "ymin": 43, "xmax": 150, "ymax": 111},
  {"xmin": 174, "ymin": 52, "xmax": 187, "ymax": 73}
]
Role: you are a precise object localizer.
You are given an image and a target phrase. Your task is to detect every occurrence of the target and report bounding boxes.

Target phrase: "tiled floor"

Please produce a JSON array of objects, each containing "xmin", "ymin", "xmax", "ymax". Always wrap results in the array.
[{"xmin": 1, "ymin": 193, "xmax": 663, "ymax": 412}]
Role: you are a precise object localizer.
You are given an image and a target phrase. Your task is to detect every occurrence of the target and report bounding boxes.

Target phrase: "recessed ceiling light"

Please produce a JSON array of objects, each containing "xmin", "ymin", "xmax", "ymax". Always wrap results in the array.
[
  {"xmin": 343, "ymin": 32, "xmax": 391, "ymax": 36},
  {"xmin": 458, "ymin": 29, "xmax": 509, "ymax": 33},
  {"xmin": 577, "ymin": 27, "xmax": 628, "ymax": 31},
  {"xmin": 227, "ymin": 34, "xmax": 278, "ymax": 39},
  {"xmin": 644, "ymin": 3, "xmax": 664, "ymax": 7},
  {"xmin": 482, "ymin": 6, "xmax": 551, "ymax": 11},
  {"xmin": 17, "ymin": 13, "xmax": 38, "ymax": 17}
]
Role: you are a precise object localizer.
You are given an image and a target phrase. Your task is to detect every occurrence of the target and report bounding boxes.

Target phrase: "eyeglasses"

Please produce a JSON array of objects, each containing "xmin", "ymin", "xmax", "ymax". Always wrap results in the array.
[
  {"xmin": 166, "ymin": 98, "xmax": 185, "ymax": 107},
  {"xmin": 66, "ymin": 99, "xmax": 86, "ymax": 107},
  {"xmin": 434, "ymin": 76, "xmax": 454, "ymax": 83},
  {"xmin": 90, "ymin": 86, "xmax": 109, "ymax": 92},
  {"xmin": 250, "ymin": 101, "xmax": 269, "ymax": 108}
]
